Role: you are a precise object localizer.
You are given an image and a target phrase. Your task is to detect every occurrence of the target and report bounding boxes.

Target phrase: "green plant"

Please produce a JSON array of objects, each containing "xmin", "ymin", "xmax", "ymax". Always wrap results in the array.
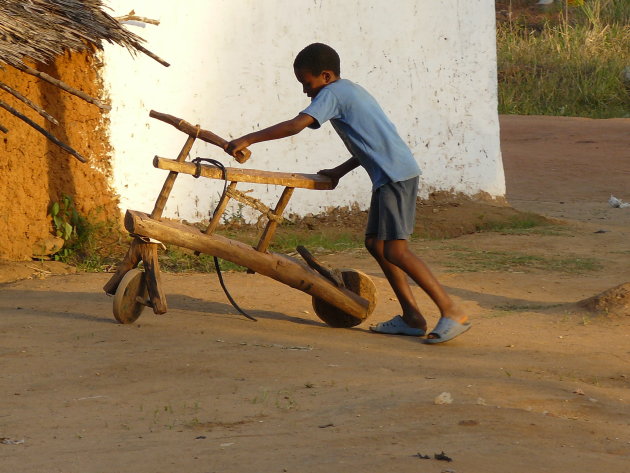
[
  {"xmin": 49, "ymin": 194, "xmax": 87, "ymax": 261},
  {"xmin": 251, "ymin": 389, "xmax": 270, "ymax": 404},
  {"xmin": 50, "ymin": 202, "xmax": 130, "ymax": 271},
  {"xmin": 443, "ymin": 248, "xmax": 602, "ymax": 273},
  {"xmin": 271, "ymin": 231, "xmax": 362, "ymax": 254},
  {"xmin": 475, "ymin": 215, "xmax": 553, "ymax": 234},
  {"xmin": 222, "ymin": 203, "xmax": 246, "ymax": 225},
  {"xmin": 275, "ymin": 390, "xmax": 297, "ymax": 410},
  {"xmin": 158, "ymin": 246, "xmax": 246, "ymax": 273},
  {"xmin": 493, "ymin": 303, "xmax": 563, "ymax": 311},
  {"xmin": 497, "ymin": 0, "xmax": 630, "ymax": 118}
]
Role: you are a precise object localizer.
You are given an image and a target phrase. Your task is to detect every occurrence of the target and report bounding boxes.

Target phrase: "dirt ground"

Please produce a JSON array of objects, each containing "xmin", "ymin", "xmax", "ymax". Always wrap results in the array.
[{"xmin": 1, "ymin": 115, "xmax": 629, "ymax": 473}]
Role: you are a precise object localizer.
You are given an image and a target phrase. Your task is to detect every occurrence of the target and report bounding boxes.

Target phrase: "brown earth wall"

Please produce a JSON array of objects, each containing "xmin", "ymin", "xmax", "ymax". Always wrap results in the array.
[{"xmin": 0, "ymin": 50, "xmax": 119, "ymax": 260}]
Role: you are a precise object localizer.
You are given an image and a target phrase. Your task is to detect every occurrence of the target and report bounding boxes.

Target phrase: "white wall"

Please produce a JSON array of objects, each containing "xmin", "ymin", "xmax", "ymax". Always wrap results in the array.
[{"xmin": 102, "ymin": 0, "xmax": 504, "ymax": 222}]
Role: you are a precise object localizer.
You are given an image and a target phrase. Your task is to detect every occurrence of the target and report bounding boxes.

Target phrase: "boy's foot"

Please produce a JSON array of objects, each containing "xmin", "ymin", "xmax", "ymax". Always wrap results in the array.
[
  {"xmin": 423, "ymin": 317, "xmax": 471, "ymax": 344},
  {"xmin": 369, "ymin": 315, "xmax": 426, "ymax": 336}
]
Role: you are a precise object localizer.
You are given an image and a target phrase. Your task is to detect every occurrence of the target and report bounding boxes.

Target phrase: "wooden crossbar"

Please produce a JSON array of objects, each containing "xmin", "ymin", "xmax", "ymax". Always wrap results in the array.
[{"xmin": 153, "ymin": 156, "xmax": 334, "ymax": 190}]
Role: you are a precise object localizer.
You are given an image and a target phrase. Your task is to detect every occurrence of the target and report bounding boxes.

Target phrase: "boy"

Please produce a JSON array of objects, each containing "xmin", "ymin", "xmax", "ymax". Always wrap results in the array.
[{"xmin": 226, "ymin": 43, "xmax": 470, "ymax": 343}]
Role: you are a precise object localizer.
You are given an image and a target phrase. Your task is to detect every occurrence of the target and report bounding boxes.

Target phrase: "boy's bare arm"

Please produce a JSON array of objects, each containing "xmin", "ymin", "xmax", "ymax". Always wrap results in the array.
[
  {"xmin": 226, "ymin": 113, "xmax": 315, "ymax": 157},
  {"xmin": 317, "ymin": 157, "xmax": 360, "ymax": 189}
]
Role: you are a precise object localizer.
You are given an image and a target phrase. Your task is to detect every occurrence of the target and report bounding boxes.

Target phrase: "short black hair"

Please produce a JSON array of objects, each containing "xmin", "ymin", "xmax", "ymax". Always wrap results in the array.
[{"xmin": 293, "ymin": 43, "xmax": 340, "ymax": 76}]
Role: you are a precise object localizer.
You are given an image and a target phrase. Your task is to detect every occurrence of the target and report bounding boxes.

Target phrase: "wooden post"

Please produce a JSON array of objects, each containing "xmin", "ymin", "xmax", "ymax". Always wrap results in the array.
[
  {"xmin": 103, "ymin": 237, "xmax": 143, "ymax": 295},
  {"xmin": 151, "ymin": 134, "xmax": 197, "ymax": 220},
  {"xmin": 138, "ymin": 242, "xmax": 168, "ymax": 314},
  {"xmin": 256, "ymin": 187, "xmax": 294, "ymax": 253}
]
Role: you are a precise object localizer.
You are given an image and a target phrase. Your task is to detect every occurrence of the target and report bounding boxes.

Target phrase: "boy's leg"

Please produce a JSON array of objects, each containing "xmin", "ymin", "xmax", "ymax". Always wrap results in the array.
[
  {"xmin": 365, "ymin": 235, "xmax": 427, "ymax": 331},
  {"xmin": 364, "ymin": 177, "xmax": 469, "ymax": 341},
  {"xmin": 382, "ymin": 239, "xmax": 468, "ymax": 334}
]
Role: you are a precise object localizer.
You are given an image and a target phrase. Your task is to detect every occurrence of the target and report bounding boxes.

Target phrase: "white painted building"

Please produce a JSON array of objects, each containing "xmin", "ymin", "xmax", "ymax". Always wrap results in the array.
[{"xmin": 102, "ymin": 0, "xmax": 504, "ymax": 222}]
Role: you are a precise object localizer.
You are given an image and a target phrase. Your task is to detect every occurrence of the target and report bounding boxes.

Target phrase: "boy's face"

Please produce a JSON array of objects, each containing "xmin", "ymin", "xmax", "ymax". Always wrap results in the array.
[{"xmin": 294, "ymin": 68, "xmax": 336, "ymax": 98}]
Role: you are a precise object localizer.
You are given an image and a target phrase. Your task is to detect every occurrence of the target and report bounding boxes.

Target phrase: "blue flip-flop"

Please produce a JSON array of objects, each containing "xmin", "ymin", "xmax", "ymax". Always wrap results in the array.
[
  {"xmin": 423, "ymin": 317, "xmax": 471, "ymax": 344},
  {"xmin": 369, "ymin": 315, "xmax": 426, "ymax": 336}
]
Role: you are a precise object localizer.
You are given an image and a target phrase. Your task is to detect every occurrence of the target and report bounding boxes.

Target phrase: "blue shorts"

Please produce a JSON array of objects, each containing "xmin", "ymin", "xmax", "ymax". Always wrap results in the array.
[{"xmin": 365, "ymin": 176, "xmax": 418, "ymax": 241}]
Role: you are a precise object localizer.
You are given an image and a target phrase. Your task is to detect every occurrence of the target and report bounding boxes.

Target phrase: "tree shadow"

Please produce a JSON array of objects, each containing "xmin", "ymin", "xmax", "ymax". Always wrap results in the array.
[
  {"xmin": 1, "ymin": 290, "xmax": 113, "ymax": 324},
  {"xmin": 37, "ymin": 56, "xmax": 76, "ymax": 208},
  {"xmin": 352, "ymin": 269, "xmax": 572, "ymax": 312},
  {"xmin": 444, "ymin": 285, "xmax": 572, "ymax": 312}
]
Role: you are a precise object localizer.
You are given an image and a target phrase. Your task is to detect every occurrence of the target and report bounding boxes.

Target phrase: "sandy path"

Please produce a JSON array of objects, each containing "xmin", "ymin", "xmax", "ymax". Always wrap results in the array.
[{"xmin": 1, "ymin": 116, "xmax": 629, "ymax": 472}]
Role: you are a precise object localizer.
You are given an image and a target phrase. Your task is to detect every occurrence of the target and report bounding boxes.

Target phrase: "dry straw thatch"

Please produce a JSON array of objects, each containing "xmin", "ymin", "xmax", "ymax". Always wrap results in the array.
[{"xmin": 0, "ymin": 0, "xmax": 167, "ymax": 161}]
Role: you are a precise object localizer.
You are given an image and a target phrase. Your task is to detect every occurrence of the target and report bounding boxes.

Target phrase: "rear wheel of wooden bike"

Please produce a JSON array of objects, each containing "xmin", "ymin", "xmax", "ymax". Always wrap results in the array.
[{"xmin": 312, "ymin": 269, "xmax": 377, "ymax": 328}]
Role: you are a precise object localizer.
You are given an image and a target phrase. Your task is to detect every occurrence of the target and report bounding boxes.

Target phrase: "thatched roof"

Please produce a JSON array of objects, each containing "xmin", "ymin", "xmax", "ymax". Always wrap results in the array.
[
  {"xmin": 0, "ymin": 0, "xmax": 147, "ymax": 66},
  {"xmin": 0, "ymin": 0, "xmax": 168, "ymax": 162}
]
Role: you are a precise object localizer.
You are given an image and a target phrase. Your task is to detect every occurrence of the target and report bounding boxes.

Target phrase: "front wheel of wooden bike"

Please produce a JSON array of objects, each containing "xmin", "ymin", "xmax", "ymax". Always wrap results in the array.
[{"xmin": 113, "ymin": 268, "xmax": 149, "ymax": 324}]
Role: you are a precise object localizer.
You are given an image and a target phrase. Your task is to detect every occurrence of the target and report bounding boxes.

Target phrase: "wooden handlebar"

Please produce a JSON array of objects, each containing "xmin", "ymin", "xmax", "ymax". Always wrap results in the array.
[{"xmin": 149, "ymin": 110, "xmax": 251, "ymax": 163}]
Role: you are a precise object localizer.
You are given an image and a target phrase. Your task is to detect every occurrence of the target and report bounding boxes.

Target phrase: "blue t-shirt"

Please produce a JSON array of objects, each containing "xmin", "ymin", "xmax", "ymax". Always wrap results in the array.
[{"xmin": 301, "ymin": 79, "xmax": 421, "ymax": 190}]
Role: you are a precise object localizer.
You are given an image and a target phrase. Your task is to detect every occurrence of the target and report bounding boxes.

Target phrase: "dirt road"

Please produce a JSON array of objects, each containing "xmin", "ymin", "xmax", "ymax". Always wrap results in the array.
[{"xmin": 1, "ymin": 115, "xmax": 629, "ymax": 473}]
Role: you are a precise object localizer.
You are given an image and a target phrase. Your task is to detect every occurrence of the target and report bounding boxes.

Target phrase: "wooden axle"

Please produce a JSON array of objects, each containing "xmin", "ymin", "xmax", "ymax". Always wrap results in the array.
[{"xmin": 124, "ymin": 210, "xmax": 372, "ymax": 321}]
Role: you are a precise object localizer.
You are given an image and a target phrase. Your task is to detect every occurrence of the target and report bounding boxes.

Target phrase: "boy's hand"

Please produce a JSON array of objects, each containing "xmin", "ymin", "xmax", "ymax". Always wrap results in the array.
[
  {"xmin": 317, "ymin": 168, "xmax": 342, "ymax": 189},
  {"xmin": 225, "ymin": 137, "xmax": 250, "ymax": 157},
  {"xmin": 317, "ymin": 157, "xmax": 360, "ymax": 189}
]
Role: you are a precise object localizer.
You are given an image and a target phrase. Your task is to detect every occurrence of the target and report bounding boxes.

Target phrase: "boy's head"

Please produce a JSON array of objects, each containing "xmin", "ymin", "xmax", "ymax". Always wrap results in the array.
[
  {"xmin": 293, "ymin": 43, "xmax": 340, "ymax": 76},
  {"xmin": 293, "ymin": 43, "xmax": 340, "ymax": 98}
]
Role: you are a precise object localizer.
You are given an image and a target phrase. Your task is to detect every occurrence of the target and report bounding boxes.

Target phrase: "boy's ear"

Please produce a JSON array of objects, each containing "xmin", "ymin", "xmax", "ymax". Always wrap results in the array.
[{"xmin": 321, "ymin": 70, "xmax": 334, "ymax": 83}]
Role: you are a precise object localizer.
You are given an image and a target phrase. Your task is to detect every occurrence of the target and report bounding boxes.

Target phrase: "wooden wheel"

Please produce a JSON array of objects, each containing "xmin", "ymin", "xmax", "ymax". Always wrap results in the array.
[
  {"xmin": 113, "ymin": 268, "xmax": 148, "ymax": 324},
  {"xmin": 312, "ymin": 269, "xmax": 377, "ymax": 328}
]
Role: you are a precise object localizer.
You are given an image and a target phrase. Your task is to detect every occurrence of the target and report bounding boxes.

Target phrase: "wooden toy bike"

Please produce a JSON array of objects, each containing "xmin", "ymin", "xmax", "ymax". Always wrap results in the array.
[{"xmin": 104, "ymin": 111, "xmax": 376, "ymax": 327}]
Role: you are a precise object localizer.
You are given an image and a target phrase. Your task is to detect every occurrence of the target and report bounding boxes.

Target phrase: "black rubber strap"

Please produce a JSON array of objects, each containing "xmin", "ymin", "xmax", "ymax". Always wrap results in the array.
[
  {"xmin": 192, "ymin": 157, "xmax": 225, "ymax": 179},
  {"xmin": 213, "ymin": 256, "xmax": 257, "ymax": 321},
  {"xmin": 192, "ymin": 157, "xmax": 256, "ymax": 322}
]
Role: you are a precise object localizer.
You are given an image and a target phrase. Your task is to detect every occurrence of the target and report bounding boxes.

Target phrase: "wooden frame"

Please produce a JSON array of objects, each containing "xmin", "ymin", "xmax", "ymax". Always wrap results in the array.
[{"xmin": 104, "ymin": 110, "xmax": 376, "ymax": 327}]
